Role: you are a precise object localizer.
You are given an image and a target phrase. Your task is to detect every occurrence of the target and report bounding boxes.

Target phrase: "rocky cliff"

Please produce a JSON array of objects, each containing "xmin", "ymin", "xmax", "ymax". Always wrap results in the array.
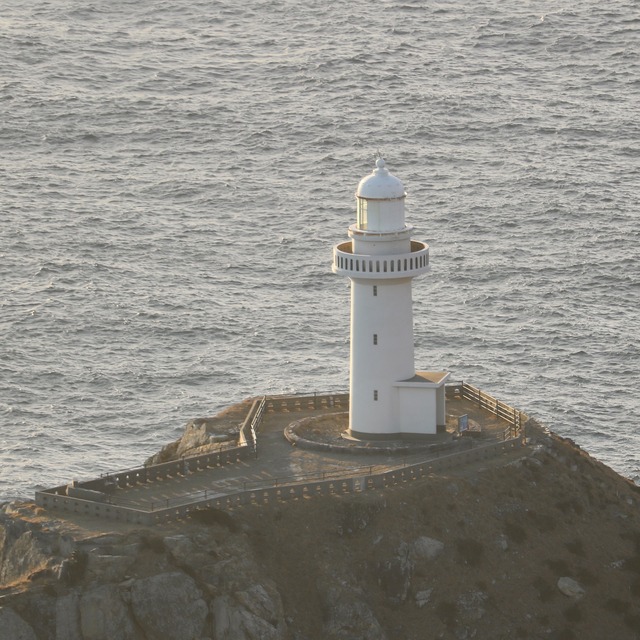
[
  {"xmin": 144, "ymin": 400, "xmax": 252, "ymax": 466},
  {"xmin": 2, "ymin": 424, "xmax": 640, "ymax": 640}
]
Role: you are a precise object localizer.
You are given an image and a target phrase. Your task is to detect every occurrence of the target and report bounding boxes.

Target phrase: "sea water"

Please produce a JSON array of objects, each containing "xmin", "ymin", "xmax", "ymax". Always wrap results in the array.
[{"xmin": 1, "ymin": 0, "xmax": 638, "ymax": 500}]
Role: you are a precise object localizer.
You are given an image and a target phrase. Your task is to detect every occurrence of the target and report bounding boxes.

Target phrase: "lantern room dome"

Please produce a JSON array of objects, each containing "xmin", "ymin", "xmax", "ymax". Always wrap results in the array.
[{"xmin": 356, "ymin": 158, "xmax": 406, "ymax": 200}]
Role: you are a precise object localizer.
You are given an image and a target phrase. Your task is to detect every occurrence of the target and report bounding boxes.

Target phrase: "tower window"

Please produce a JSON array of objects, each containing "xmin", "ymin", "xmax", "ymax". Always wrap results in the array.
[
  {"xmin": 373, "ymin": 285, "xmax": 377, "ymax": 296},
  {"xmin": 357, "ymin": 198, "xmax": 368, "ymax": 229},
  {"xmin": 373, "ymin": 334, "xmax": 378, "ymax": 345},
  {"xmin": 373, "ymin": 390, "xmax": 378, "ymax": 401}
]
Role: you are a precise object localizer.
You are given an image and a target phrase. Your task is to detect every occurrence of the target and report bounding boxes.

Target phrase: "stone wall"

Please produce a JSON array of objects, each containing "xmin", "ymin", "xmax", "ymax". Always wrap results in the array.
[{"xmin": 38, "ymin": 437, "xmax": 522, "ymax": 525}]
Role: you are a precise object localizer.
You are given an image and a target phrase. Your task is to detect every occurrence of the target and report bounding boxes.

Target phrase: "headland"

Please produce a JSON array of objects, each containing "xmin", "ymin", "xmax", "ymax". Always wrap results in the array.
[{"xmin": 2, "ymin": 385, "xmax": 640, "ymax": 640}]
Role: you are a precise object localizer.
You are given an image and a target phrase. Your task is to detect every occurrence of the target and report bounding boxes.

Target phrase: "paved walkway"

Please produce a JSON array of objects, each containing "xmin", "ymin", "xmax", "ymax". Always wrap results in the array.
[{"xmin": 110, "ymin": 398, "xmax": 515, "ymax": 512}]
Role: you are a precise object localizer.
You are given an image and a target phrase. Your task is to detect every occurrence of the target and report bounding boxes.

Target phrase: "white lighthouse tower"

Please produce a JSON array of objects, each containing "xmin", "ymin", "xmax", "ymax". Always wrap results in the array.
[{"xmin": 332, "ymin": 158, "xmax": 449, "ymax": 438}]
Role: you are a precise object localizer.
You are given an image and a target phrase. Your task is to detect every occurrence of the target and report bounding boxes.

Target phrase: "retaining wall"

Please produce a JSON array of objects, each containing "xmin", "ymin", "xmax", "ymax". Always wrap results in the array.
[
  {"xmin": 35, "ymin": 387, "xmax": 526, "ymax": 525},
  {"xmin": 37, "ymin": 436, "xmax": 522, "ymax": 525}
]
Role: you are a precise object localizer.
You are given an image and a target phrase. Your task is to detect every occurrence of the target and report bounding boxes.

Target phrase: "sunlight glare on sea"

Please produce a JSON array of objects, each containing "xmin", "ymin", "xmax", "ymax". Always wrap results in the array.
[{"xmin": 1, "ymin": 0, "xmax": 638, "ymax": 499}]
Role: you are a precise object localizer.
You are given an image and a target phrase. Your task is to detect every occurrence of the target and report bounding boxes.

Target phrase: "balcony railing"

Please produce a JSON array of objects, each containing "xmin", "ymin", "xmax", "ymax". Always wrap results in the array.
[{"xmin": 332, "ymin": 240, "xmax": 430, "ymax": 279}]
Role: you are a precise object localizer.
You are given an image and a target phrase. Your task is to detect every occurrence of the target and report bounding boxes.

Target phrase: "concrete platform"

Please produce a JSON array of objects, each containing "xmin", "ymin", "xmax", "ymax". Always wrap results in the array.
[{"xmin": 108, "ymin": 396, "xmax": 515, "ymax": 513}]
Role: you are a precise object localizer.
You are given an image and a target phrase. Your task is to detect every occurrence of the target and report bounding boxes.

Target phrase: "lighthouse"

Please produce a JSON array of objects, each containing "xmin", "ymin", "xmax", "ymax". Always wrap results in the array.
[{"xmin": 332, "ymin": 158, "xmax": 449, "ymax": 438}]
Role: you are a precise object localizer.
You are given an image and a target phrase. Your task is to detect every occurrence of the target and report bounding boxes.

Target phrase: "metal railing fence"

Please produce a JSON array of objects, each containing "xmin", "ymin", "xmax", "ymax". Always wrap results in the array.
[{"xmin": 35, "ymin": 386, "xmax": 528, "ymax": 524}]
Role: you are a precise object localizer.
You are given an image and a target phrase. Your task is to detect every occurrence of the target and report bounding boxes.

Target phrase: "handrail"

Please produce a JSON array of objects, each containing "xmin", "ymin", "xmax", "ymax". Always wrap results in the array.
[
  {"xmin": 37, "ymin": 436, "xmax": 523, "ymax": 524},
  {"xmin": 446, "ymin": 381, "xmax": 528, "ymax": 440},
  {"xmin": 41, "ymin": 392, "xmax": 344, "ymax": 496},
  {"xmin": 144, "ymin": 437, "xmax": 522, "ymax": 517},
  {"xmin": 240, "ymin": 395, "xmax": 266, "ymax": 458},
  {"xmin": 36, "ymin": 387, "xmax": 530, "ymax": 524},
  {"xmin": 131, "ymin": 436, "xmax": 511, "ymax": 513},
  {"xmin": 97, "ymin": 439, "xmax": 239, "ymax": 482}
]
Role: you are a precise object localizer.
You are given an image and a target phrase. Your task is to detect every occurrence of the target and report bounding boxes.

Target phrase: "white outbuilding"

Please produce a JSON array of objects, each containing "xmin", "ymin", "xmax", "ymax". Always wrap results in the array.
[{"xmin": 332, "ymin": 158, "xmax": 448, "ymax": 438}]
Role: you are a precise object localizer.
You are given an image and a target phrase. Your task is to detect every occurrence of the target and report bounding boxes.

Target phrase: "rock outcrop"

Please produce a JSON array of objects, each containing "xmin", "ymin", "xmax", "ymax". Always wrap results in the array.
[
  {"xmin": 130, "ymin": 572, "xmax": 208, "ymax": 640},
  {"xmin": 79, "ymin": 584, "xmax": 139, "ymax": 640},
  {"xmin": 144, "ymin": 400, "xmax": 252, "ymax": 466},
  {"xmin": 0, "ymin": 502, "xmax": 291, "ymax": 640},
  {"xmin": 2, "ymin": 420, "xmax": 640, "ymax": 639},
  {"xmin": 0, "ymin": 606, "xmax": 38, "ymax": 640}
]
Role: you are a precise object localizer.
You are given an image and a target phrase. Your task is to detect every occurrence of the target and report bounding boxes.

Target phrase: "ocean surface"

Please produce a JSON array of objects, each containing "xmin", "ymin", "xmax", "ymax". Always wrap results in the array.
[{"xmin": 1, "ymin": 0, "xmax": 638, "ymax": 501}]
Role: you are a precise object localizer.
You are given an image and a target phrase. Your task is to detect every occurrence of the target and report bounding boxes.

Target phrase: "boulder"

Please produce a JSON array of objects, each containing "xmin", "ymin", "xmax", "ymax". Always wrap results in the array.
[
  {"xmin": 0, "ymin": 523, "xmax": 50, "ymax": 584},
  {"xmin": 496, "ymin": 534, "xmax": 509, "ymax": 551},
  {"xmin": 86, "ymin": 554, "xmax": 136, "ymax": 583},
  {"xmin": 176, "ymin": 420, "xmax": 211, "ymax": 457},
  {"xmin": 212, "ymin": 592, "xmax": 286, "ymax": 640},
  {"xmin": 415, "ymin": 588, "xmax": 433, "ymax": 608},
  {"xmin": 56, "ymin": 592, "xmax": 82, "ymax": 640},
  {"xmin": 318, "ymin": 573, "xmax": 387, "ymax": 640},
  {"xmin": 323, "ymin": 599, "xmax": 388, "ymax": 640},
  {"xmin": 174, "ymin": 419, "xmax": 237, "ymax": 459},
  {"xmin": 80, "ymin": 584, "xmax": 139, "ymax": 640},
  {"xmin": 162, "ymin": 534, "xmax": 198, "ymax": 561},
  {"xmin": 557, "ymin": 577, "xmax": 585, "ymax": 598},
  {"xmin": 377, "ymin": 542, "xmax": 414, "ymax": 603},
  {"xmin": 162, "ymin": 534, "xmax": 218, "ymax": 579},
  {"xmin": 337, "ymin": 495, "xmax": 385, "ymax": 535},
  {"xmin": 0, "ymin": 607, "xmax": 38, "ymax": 640},
  {"xmin": 145, "ymin": 440, "xmax": 180, "ymax": 466},
  {"xmin": 234, "ymin": 582, "xmax": 285, "ymax": 628},
  {"xmin": 457, "ymin": 589, "xmax": 488, "ymax": 622},
  {"xmin": 0, "ymin": 512, "xmax": 75, "ymax": 586},
  {"xmin": 412, "ymin": 536, "xmax": 445, "ymax": 560},
  {"xmin": 209, "ymin": 553, "xmax": 261, "ymax": 592},
  {"xmin": 130, "ymin": 571, "xmax": 208, "ymax": 640},
  {"xmin": 18, "ymin": 591, "xmax": 57, "ymax": 640}
]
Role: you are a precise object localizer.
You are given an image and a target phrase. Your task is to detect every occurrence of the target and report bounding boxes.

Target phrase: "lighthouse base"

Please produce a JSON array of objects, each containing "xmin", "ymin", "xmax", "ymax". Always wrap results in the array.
[
  {"xmin": 346, "ymin": 425, "xmax": 449, "ymax": 441},
  {"xmin": 349, "ymin": 371, "xmax": 450, "ymax": 438}
]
